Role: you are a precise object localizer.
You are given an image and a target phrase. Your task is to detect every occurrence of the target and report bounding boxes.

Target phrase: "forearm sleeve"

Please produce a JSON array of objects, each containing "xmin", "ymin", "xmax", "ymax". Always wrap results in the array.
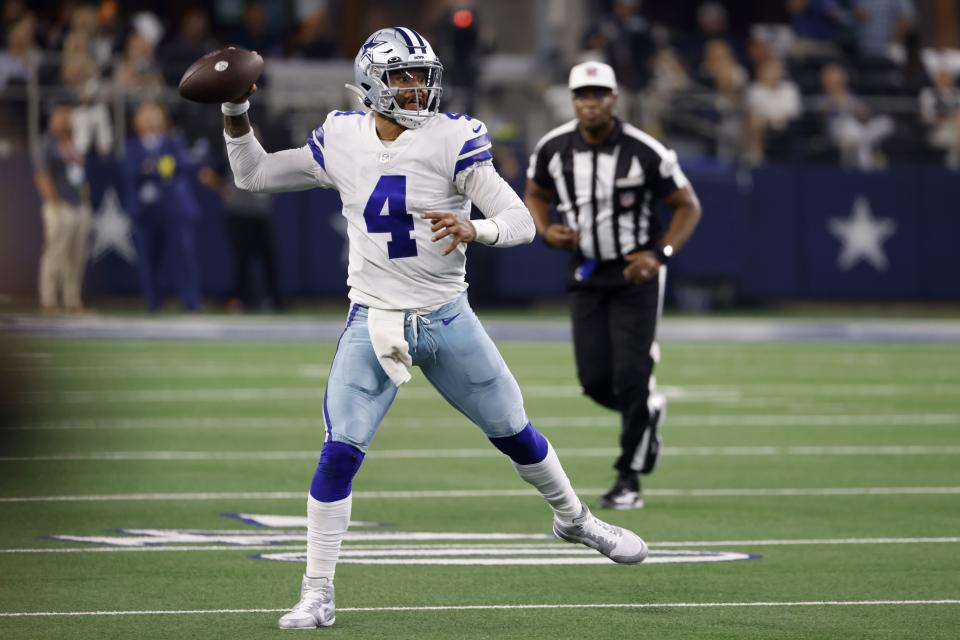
[
  {"xmin": 224, "ymin": 130, "xmax": 323, "ymax": 193},
  {"xmin": 462, "ymin": 165, "xmax": 535, "ymax": 247}
]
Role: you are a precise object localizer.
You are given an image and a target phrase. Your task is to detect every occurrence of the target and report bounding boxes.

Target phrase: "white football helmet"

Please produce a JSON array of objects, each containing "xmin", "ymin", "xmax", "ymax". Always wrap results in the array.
[{"xmin": 346, "ymin": 27, "xmax": 443, "ymax": 129}]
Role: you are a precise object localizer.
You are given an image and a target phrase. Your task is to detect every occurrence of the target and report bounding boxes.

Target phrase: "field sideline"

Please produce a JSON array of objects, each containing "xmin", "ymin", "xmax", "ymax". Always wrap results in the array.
[{"xmin": 1, "ymin": 318, "xmax": 959, "ymax": 639}]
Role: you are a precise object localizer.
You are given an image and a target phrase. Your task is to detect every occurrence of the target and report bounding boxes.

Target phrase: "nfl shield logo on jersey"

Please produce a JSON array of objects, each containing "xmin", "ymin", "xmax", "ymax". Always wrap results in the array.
[{"xmin": 619, "ymin": 191, "xmax": 636, "ymax": 208}]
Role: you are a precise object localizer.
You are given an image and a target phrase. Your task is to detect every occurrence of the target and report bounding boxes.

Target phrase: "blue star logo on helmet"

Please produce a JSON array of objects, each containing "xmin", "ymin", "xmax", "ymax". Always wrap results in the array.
[{"xmin": 361, "ymin": 37, "xmax": 387, "ymax": 52}]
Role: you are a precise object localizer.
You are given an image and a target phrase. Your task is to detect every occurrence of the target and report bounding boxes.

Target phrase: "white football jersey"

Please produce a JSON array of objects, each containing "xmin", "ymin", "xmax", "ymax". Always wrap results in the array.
[{"xmin": 305, "ymin": 110, "xmax": 494, "ymax": 310}]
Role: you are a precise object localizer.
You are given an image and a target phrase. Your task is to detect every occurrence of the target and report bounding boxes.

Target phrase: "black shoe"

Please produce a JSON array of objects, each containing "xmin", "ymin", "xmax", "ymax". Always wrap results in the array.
[{"xmin": 599, "ymin": 476, "xmax": 643, "ymax": 510}]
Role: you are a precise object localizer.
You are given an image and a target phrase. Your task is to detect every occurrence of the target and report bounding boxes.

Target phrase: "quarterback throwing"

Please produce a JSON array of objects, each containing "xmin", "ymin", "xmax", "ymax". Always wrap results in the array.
[{"xmin": 220, "ymin": 27, "xmax": 649, "ymax": 630}]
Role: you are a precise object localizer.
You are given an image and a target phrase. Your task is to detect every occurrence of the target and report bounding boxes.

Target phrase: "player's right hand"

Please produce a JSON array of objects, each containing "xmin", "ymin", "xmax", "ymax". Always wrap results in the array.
[
  {"xmin": 231, "ymin": 83, "xmax": 258, "ymax": 104},
  {"xmin": 543, "ymin": 224, "xmax": 578, "ymax": 251}
]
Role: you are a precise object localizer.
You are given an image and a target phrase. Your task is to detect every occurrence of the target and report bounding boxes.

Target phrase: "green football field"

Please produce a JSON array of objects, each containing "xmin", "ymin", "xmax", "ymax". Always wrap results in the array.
[{"xmin": 1, "ymin": 330, "xmax": 959, "ymax": 639}]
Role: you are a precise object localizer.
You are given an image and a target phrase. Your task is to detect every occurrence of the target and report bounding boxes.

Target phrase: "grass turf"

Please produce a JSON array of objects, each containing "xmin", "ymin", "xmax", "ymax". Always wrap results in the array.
[{"xmin": 1, "ymin": 337, "xmax": 958, "ymax": 639}]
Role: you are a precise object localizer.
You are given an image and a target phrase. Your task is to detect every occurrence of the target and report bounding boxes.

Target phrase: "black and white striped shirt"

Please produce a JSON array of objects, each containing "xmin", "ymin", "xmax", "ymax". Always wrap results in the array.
[{"xmin": 527, "ymin": 118, "xmax": 688, "ymax": 261}]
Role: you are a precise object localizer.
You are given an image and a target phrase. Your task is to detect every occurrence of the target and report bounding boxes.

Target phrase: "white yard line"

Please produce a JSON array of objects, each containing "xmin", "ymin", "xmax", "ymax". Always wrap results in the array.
[
  {"xmin": 13, "ymin": 382, "xmax": 960, "ymax": 404},
  {"xmin": 2, "ymin": 486, "xmax": 959, "ymax": 503},
  {"xmin": 1, "ymin": 600, "xmax": 958, "ymax": 618},
  {"xmin": 11, "ymin": 413, "xmax": 960, "ymax": 431},
  {"xmin": 2, "ymin": 537, "xmax": 959, "ymax": 555},
  {"xmin": 4, "ymin": 445, "xmax": 960, "ymax": 462}
]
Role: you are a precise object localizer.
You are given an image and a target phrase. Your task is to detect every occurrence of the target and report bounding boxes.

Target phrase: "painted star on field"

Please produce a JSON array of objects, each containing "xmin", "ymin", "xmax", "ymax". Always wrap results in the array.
[
  {"xmin": 89, "ymin": 187, "xmax": 137, "ymax": 264},
  {"xmin": 827, "ymin": 195, "xmax": 896, "ymax": 272}
]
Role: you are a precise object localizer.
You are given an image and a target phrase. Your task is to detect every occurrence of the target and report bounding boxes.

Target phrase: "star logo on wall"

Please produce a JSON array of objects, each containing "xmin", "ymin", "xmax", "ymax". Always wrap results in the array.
[
  {"xmin": 89, "ymin": 187, "xmax": 137, "ymax": 264},
  {"xmin": 827, "ymin": 195, "xmax": 896, "ymax": 272}
]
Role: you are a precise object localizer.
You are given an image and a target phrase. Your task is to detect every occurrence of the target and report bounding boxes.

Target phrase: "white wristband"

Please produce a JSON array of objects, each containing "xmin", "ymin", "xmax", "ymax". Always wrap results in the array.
[
  {"xmin": 221, "ymin": 100, "xmax": 250, "ymax": 117},
  {"xmin": 472, "ymin": 218, "xmax": 500, "ymax": 245}
]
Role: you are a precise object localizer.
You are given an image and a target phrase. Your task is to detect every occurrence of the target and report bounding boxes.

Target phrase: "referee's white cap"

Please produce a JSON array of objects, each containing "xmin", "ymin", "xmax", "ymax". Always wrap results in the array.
[{"xmin": 568, "ymin": 61, "xmax": 618, "ymax": 93}]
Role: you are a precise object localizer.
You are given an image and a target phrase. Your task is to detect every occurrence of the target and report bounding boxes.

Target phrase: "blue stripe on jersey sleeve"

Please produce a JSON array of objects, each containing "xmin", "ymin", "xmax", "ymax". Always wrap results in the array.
[
  {"xmin": 312, "ymin": 126, "xmax": 324, "ymax": 148},
  {"xmin": 454, "ymin": 148, "xmax": 493, "ymax": 176},
  {"xmin": 458, "ymin": 132, "xmax": 491, "ymax": 157},
  {"xmin": 307, "ymin": 136, "xmax": 325, "ymax": 169}
]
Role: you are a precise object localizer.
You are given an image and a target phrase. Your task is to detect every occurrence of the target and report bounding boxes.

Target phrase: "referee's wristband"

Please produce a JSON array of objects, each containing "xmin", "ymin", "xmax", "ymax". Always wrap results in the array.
[
  {"xmin": 221, "ymin": 100, "xmax": 250, "ymax": 117},
  {"xmin": 655, "ymin": 244, "xmax": 674, "ymax": 265}
]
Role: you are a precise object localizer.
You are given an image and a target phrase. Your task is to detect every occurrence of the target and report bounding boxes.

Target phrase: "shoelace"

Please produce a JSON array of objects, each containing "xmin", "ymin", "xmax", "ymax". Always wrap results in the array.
[
  {"xmin": 580, "ymin": 516, "xmax": 620, "ymax": 547},
  {"xmin": 291, "ymin": 585, "xmax": 330, "ymax": 612}
]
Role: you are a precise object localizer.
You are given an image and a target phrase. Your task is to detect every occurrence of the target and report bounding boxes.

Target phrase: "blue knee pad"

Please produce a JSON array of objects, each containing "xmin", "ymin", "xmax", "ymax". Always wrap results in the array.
[
  {"xmin": 310, "ymin": 441, "xmax": 366, "ymax": 502},
  {"xmin": 489, "ymin": 422, "xmax": 549, "ymax": 465}
]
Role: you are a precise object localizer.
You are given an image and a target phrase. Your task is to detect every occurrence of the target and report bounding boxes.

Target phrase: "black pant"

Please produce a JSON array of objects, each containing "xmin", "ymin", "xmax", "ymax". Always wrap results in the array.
[
  {"xmin": 226, "ymin": 214, "xmax": 283, "ymax": 310},
  {"xmin": 570, "ymin": 277, "xmax": 661, "ymax": 476}
]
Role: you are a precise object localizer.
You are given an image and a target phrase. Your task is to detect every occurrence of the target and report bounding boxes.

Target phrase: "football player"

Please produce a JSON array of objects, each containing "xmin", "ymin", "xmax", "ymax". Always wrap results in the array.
[{"xmin": 220, "ymin": 27, "xmax": 649, "ymax": 630}]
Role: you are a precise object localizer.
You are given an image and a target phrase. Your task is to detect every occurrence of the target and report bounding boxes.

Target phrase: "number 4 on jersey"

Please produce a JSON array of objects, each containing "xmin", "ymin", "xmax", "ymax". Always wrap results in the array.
[{"xmin": 363, "ymin": 175, "xmax": 418, "ymax": 259}]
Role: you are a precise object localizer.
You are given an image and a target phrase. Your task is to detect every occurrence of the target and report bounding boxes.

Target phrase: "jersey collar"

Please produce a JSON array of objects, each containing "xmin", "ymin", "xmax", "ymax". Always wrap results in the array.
[{"xmin": 574, "ymin": 117, "xmax": 622, "ymax": 151}]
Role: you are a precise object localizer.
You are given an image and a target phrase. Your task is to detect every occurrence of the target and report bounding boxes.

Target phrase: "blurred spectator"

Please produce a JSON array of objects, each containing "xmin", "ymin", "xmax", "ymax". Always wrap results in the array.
[
  {"xmin": 745, "ymin": 58, "xmax": 802, "ymax": 164},
  {"xmin": 583, "ymin": 0, "xmax": 655, "ymax": 92},
  {"xmin": 33, "ymin": 104, "xmax": 91, "ymax": 314},
  {"xmin": 59, "ymin": 50, "xmax": 112, "ymax": 157},
  {"xmin": 641, "ymin": 36, "xmax": 691, "ymax": 136},
  {"xmin": 65, "ymin": 2, "xmax": 116, "ymax": 71},
  {"xmin": 130, "ymin": 11, "xmax": 164, "ymax": 52},
  {"xmin": 746, "ymin": 30, "xmax": 778, "ymax": 74},
  {"xmin": 231, "ymin": 1, "xmax": 280, "ymax": 57},
  {"xmin": 919, "ymin": 65, "xmax": 960, "ymax": 169},
  {"xmin": 112, "ymin": 30, "xmax": 164, "ymax": 98},
  {"xmin": 681, "ymin": 1, "xmax": 745, "ymax": 71},
  {"xmin": 1, "ymin": 0, "xmax": 28, "ymax": 41},
  {"xmin": 123, "ymin": 102, "xmax": 202, "ymax": 312},
  {"xmin": 817, "ymin": 62, "xmax": 894, "ymax": 169},
  {"xmin": 703, "ymin": 39, "xmax": 748, "ymax": 162},
  {"xmin": 785, "ymin": 0, "xmax": 853, "ymax": 58},
  {"xmin": 159, "ymin": 9, "xmax": 219, "ymax": 85},
  {"xmin": 0, "ymin": 15, "xmax": 36, "ymax": 150},
  {"xmin": 852, "ymin": 0, "xmax": 916, "ymax": 63},
  {"xmin": 220, "ymin": 173, "xmax": 285, "ymax": 312},
  {"xmin": 40, "ymin": 0, "xmax": 74, "ymax": 52},
  {"xmin": 199, "ymin": 127, "xmax": 285, "ymax": 312},
  {"xmin": 286, "ymin": 9, "xmax": 336, "ymax": 59},
  {"xmin": 0, "ymin": 15, "xmax": 38, "ymax": 88},
  {"xmin": 700, "ymin": 38, "xmax": 748, "ymax": 88}
]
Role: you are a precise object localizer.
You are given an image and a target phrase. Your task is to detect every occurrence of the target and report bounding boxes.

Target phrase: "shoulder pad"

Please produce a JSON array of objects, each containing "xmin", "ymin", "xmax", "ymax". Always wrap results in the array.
[{"xmin": 448, "ymin": 113, "xmax": 492, "ymax": 178}]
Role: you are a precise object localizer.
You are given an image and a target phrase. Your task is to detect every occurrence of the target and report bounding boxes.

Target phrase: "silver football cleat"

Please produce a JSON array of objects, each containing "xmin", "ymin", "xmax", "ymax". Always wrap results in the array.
[
  {"xmin": 553, "ymin": 504, "xmax": 648, "ymax": 564},
  {"xmin": 278, "ymin": 575, "xmax": 336, "ymax": 629}
]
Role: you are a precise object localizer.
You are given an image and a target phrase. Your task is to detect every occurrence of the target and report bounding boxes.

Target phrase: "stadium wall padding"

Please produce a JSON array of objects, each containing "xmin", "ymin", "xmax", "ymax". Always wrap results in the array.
[{"xmin": 2, "ymin": 153, "xmax": 958, "ymax": 302}]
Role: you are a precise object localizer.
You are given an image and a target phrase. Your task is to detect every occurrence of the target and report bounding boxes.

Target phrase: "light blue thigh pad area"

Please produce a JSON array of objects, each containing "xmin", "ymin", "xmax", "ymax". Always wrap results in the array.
[
  {"xmin": 322, "ymin": 305, "xmax": 397, "ymax": 452},
  {"xmin": 410, "ymin": 294, "xmax": 528, "ymax": 439},
  {"xmin": 322, "ymin": 295, "xmax": 529, "ymax": 452}
]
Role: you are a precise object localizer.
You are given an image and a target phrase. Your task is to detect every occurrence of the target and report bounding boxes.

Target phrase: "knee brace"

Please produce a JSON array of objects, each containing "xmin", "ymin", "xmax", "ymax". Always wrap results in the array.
[
  {"xmin": 489, "ymin": 422, "xmax": 549, "ymax": 465},
  {"xmin": 309, "ymin": 441, "xmax": 365, "ymax": 502}
]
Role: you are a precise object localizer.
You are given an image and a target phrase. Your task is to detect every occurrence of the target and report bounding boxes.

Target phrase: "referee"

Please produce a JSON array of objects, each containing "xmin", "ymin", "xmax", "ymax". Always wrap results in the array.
[{"xmin": 524, "ymin": 61, "xmax": 702, "ymax": 509}]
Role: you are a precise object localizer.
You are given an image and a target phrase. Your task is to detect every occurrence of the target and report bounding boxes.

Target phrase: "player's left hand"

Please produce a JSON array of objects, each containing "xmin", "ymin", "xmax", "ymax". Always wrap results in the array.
[
  {"xmin": 623, "ymin": 251, "xmax": 661, "ymax": 284},
  {"xmin": 423, "ymin": 212, "xmax": 476, "ymax": 256}
]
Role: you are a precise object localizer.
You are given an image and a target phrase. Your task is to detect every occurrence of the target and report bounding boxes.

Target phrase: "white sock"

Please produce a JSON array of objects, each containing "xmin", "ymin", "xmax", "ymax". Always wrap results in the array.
[
  {"xmin": 512, "ymin": 442, "xmax": 582, "ymax": 523},
  {"xmin": 305, "ymin": 493, "xmax": 351, "ymax": 579}
]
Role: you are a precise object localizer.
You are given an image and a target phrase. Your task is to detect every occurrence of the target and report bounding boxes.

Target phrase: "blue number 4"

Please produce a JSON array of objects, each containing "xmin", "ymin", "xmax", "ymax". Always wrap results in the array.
[{"xmin": 363, "ymin": 175, "xmax": 417, "ymax": 259}]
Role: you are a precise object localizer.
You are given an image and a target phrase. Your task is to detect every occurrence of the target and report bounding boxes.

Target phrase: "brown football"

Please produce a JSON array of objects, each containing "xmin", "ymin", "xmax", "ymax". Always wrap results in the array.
[{"xmin": 178, "ymin": 46, "xmax": 264, "ymax": 104}]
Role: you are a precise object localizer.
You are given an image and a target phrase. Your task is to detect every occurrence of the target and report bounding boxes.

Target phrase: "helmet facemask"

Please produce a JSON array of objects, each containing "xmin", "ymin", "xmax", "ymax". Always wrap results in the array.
[{"xmin": 367, "ymin": 61, "xmax": 443, "ymax": 129}]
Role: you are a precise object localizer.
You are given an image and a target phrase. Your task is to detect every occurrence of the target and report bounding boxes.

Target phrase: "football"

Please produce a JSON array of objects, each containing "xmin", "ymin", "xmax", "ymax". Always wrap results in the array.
[{"xmin": 178, "ymin": 46, "xmax": 264, "ymax": 104}]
